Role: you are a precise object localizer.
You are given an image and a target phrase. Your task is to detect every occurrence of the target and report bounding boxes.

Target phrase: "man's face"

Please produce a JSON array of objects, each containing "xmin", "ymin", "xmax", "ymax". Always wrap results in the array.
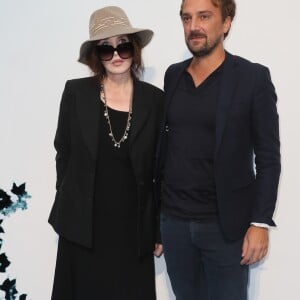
[{"xmin": 180, "ymin": 0, "xmax": 231, "ymax": 57}]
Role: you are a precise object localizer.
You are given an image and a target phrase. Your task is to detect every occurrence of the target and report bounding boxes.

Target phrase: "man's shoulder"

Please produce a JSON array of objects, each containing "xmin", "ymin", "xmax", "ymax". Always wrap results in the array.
[
  {"xmin": 227, "ymin": 52, "xmax": 269, "ymax": 73},
  {"xmin": 165, "ymin": 58, "xmax": 192, "ymax": 76},
  {"xmin": 164, "ymin": 58, "xmax": 191, "ymax": 90}
]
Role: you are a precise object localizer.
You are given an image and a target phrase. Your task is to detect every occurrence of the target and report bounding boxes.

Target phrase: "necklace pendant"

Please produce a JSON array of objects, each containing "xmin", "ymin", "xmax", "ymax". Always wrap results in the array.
[{"xmin": 100, "ymin": 82, "xmax": 132, "ymax": 150}]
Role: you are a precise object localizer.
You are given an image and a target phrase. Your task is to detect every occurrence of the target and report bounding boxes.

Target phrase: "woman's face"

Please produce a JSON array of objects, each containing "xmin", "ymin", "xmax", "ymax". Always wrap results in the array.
[{"xmin": 97, "ymin": 35, "xmax": 133, "ymax": 77}]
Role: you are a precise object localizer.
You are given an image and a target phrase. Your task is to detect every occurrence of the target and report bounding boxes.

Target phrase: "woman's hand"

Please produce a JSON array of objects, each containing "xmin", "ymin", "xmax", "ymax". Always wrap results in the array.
[{"xmin": 153, "ymin": 243, "xmax": 163, "ymax": 257}]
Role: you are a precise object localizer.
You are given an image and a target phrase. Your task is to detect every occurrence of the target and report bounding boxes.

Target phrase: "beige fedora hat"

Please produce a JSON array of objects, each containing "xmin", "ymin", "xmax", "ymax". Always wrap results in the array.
[{"xmin": 78, "ymin": 6, "xmax": 154, "ymax": 64}]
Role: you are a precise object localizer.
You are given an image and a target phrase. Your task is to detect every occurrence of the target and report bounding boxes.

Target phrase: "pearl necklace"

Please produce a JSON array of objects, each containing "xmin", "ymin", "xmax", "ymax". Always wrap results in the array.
[{"xmin": 100, "ymin": 83, "xmax": 133, "ymax": 148}]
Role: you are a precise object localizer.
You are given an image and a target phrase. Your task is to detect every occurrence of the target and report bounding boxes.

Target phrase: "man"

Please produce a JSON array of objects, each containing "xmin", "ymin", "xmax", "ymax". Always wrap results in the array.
[{"xmin": 155, "ymin": 0, "xmax": 281, "ymax": 299}]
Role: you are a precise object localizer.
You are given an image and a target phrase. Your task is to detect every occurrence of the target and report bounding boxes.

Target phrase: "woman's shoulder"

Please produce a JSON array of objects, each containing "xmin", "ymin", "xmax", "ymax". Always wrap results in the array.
[
  {"xmin": 135, "ymin": 80, "xmax": 163, "ymax": 96},
  {"xmin": 134, "ymin": 81, "xmax": 164, "ymax": 112},
  {"xmin": 65, "ymin": 76, "xmax": 98, "ymax": 88},
  {"xmin": 61, "ymin": 76, "xmax": 99, "ymax": 98}
]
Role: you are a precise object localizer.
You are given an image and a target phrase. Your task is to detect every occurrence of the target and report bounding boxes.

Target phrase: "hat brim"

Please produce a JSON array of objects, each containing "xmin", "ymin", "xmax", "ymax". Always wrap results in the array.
[{"xmin": 78, "ymin": 28, "xmax": 153, "ymax": 65}]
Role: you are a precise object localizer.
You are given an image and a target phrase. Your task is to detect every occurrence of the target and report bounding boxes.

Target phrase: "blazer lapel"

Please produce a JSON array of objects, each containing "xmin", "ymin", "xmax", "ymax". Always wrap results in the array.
[
  {"xmin": 164, "ymin": 59, "xmax": 192, "ymax": 117},
  {"xmin": 129, "ymin": 81, "xmax": 152, "ymax": 145},
  {"xmin": 76, "ymin": 77, "xmax": 100, "ymax": 161},
  {"xmin": 215, "ymin": 52, "xmax": 238, "ymax": 158}
]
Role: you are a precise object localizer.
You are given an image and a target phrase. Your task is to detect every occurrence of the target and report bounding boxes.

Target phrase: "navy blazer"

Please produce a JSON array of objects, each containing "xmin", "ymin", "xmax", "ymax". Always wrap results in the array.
[
  {"xmin": 49, "ymin": 76, "xmax": 164, "ymax": 256},
  {"xmin": 155, "ymin": 52, "xmax": 281, "ymax": 241}
]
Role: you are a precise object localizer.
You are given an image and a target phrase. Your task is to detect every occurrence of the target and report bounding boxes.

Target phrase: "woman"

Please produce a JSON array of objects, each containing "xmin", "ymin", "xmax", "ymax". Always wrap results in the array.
[{"xmin": 49, "ymin": 6, "xmax": 163, "ymax": 300}]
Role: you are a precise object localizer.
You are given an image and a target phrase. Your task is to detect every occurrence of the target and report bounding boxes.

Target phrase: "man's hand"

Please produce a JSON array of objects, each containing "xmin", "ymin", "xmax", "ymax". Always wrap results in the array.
[
  {"xmin": 241, "ymin": 225, "xmax": 269, "ymax": 265},
  {"xmin": 154, "ymin": 243, "xmax": 163, "ymax": 257}
]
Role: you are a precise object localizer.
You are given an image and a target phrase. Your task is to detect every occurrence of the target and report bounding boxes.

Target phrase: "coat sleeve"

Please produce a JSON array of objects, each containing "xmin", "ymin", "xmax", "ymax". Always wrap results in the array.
[{"xmin": 251, "ymin": 66, "xmax": 281, "ymax": 225}]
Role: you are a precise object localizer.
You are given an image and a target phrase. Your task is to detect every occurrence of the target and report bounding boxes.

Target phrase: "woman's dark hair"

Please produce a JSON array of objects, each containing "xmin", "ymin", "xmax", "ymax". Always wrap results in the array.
[{"xmin": 84, "ymin": 34, "xmax": 144, "ymax": 80}]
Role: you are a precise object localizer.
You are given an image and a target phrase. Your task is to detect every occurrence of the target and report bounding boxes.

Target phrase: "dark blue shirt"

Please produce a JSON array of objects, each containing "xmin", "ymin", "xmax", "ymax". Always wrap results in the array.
[{"xmin": 162, "ymin": 63, "xmax": 224, "ymax": 220}]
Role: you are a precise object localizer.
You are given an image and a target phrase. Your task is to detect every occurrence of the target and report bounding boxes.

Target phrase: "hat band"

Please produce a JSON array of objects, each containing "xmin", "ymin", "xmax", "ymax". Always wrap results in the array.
[{"xmin": 90, "ymin": 16, "xmax": 130, "ymax": 37}]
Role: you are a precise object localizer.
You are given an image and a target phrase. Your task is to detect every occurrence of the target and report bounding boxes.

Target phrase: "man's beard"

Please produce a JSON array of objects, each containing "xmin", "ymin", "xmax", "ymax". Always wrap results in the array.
[{"xmin": 186, "ymin": 31, "xmax": 222, "ymax": 58}]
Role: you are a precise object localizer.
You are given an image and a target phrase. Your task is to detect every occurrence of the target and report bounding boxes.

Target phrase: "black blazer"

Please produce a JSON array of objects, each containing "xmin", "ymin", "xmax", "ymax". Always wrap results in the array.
[
  {"xmin": 155, "ymin": 52, "xmax": 281, "ymax": 241},
  {"xmin": 49, "ymin": 76, "xmax": 164, "ymax": 256}
]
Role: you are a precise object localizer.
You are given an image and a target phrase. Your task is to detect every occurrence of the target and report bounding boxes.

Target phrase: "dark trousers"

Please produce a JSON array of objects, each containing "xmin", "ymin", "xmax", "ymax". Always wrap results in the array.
[{"xmin": 160, "ymin": 213, "xmax": 249, "ymax": 300}]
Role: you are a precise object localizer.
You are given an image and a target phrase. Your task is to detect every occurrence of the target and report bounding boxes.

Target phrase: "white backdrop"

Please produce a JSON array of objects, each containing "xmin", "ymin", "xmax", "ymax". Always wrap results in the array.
[{"xmin": 0, "ymin": 0, "xmax": 299, "ymax": 299}]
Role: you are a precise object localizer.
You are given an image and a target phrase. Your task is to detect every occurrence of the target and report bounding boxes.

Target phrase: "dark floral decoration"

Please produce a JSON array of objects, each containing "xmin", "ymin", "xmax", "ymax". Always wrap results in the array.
[{"xmin": 0, "ymin": 183, "xmax": 30, "ymax": 300}]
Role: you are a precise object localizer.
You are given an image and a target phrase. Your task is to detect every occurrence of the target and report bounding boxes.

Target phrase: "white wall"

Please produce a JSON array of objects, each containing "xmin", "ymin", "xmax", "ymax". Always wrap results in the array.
[{"xmin": 0, "ymin": 0, "xmax": 298, "ymax": 299}]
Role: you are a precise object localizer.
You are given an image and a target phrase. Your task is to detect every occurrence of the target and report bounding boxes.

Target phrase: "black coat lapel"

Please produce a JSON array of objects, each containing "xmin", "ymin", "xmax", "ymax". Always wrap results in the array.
[
  {"xmin": 215, "ymin": 52, "xmax": 238, "ymax": 158},
  {"xmin": 129, "ymin": 81, "xmax": 151, "ymax": 145},
  {"xmin": 76, "ymin": 77, "xmax": 100, "ymax": 161}
]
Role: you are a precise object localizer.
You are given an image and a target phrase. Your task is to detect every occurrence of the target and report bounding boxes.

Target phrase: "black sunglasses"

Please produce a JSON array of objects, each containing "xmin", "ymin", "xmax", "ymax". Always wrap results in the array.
[{"xmin": 96, "ymin": 42, "xmax": 134, "ymax": 61}]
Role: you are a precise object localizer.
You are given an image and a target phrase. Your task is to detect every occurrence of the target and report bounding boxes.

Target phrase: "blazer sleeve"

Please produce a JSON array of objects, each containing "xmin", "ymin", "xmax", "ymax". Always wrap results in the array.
[
  {"xmin": 251, "ymin": 66, "xmax": 281, "ymax": 225},
  {"xmin": 54, "ymin": 81, "xmax": 72, "ymax": 191}
]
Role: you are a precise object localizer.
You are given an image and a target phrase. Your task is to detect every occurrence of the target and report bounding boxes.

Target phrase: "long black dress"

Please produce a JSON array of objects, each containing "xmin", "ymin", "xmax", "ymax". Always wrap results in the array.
[{"xmin": 51, "ymin": 102, "xmax": 156, "ymax": 300}]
